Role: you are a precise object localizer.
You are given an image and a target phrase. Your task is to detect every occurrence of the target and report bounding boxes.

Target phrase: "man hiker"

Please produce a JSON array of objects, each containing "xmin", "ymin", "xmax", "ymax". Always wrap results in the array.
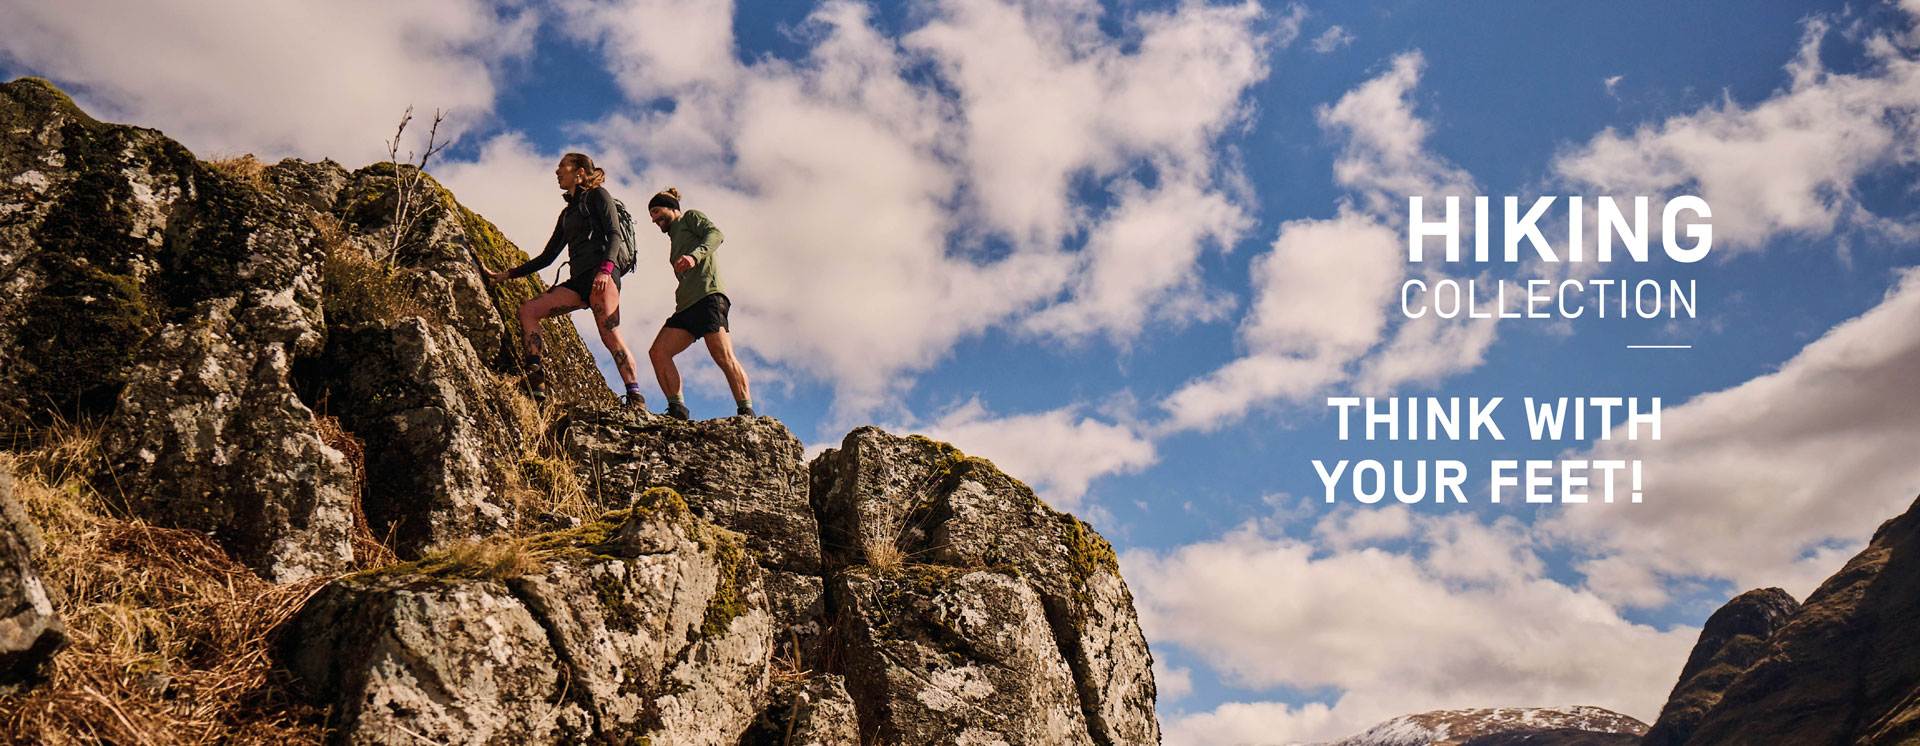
[
  {"xmin": 483, "ymin": 152, "xmax": 646, "ymax": 406},
  {"xmin": 644, "ymin": 187, "xmax": 754, "ymax": 420}
]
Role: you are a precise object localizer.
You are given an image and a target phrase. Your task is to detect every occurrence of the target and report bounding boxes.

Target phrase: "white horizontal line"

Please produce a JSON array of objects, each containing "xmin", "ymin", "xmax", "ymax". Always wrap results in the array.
[{"xmin": 1627, "ymin": 345, "xmax": 1692, "ymax": 349}]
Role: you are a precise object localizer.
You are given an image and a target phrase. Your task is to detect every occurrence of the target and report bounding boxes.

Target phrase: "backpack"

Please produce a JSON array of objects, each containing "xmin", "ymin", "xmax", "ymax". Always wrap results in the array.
[{"xmin": 609, "ymin": 198, "xmax": 638, "ymax": 276}]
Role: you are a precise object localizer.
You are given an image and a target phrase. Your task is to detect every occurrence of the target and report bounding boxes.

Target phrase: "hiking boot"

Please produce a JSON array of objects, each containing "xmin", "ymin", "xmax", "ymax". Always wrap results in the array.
[
  {"xmin": 623, "ymin": 392, "xmax": 646, "ymax": 409},
  {"xmin": 525, "ymin": 365, "xmax": 549, "ymax": 402},
  {"xmin": 736, "ymin": 404, "xmax": 756, "ymax": 417},
  {"xmin": 666, "ymin": 401, "xmax": 692, "ymax": 421}
]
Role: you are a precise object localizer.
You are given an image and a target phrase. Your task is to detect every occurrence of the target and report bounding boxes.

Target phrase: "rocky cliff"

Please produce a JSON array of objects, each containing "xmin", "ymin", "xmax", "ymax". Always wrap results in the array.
[
  {"xmin": 1636, "ymin": 587, "xmax": 1797, "ymax": 746},
  {"xmin": 0, "ymin": 78, "xmax": 1160, "ymax": 744},
  {"xmin": 1642, "ymin": 493, "xmax": 1920, "ymax": 746}
]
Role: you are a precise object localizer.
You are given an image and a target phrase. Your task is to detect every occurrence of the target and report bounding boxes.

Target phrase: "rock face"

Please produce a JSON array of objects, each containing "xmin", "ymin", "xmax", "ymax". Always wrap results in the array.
[
  {"xmin": 740, "ymin": 675, "xmax": 862, "ymax": 746},
  {"xmin": 1638, "ymin": 587, "xmax": 1798, "ymax": 746},
  {"xmin": 317, "ymin": 318, "xmax": 522, "ymax": 555},
  {"xmin": 835, "ymin": 567, "xmax": 1095, "ymax": 746},
  {"xmin": 1324, "ymin": 707, "xmax": 1647, "ymax": 746},
  {"xmin": 0, "ymin": 77, "xmax": 608, "ymax": 578},
  {"xmin": 0, "ymin": 467, "xmax": 66, "ymax": 693},
  {"xmin": 1658, "ymin": 494, "xmax": 1920, "ymax": 746}
]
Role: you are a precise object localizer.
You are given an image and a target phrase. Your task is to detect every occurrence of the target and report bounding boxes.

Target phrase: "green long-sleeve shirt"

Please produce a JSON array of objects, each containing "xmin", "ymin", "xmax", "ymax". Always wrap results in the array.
[{"xmin": 667, "ymin": 209, "xmax": 726, "ymax": 313}]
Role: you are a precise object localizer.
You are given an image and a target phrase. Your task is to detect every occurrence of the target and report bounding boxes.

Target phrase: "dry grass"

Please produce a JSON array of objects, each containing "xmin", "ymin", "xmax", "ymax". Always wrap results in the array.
[
  {"xmin": 313, "ymin": 214, "xmax": 434, "ymax": 326},
  {"xmin": 488, "ymin": 371, "xmax": 602, "ymax": 535},
  {"xmin": 376, "ymin": 535, "xmax": 546, "ymax": 582},
  {"xmin": 0, "ymin": 420, "xmax": 334, "ymax": 745},
  {"xmin": 314, "ymin": 415, "xmax": 398, "ymax": 569},
  {"xmin": 865, "ymin": 542, "xmax": 906, "ymax": 574},
  {"xmin": 203, "ymin": 153, "xmax": 268, "ymax": 190},
  {"xmin": 860, "ymin": 456, "xmax": 960, "ymax": 575}
]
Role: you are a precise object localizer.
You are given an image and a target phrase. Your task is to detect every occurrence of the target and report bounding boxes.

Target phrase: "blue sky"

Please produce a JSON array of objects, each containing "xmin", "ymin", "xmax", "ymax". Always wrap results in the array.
[{"xmin": 6, "ymin": 1, "xmax": 1920, "ymax": 742}]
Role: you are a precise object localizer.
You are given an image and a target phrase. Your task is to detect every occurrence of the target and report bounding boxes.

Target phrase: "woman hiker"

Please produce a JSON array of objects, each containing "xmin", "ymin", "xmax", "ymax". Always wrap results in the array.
[
  {"xmin": 645, "ymin": 187, "xmax": 754, "ymax": 420},
  {"xmin": 483, "ymin": 152, "xmax": 646, "ymax": 406}
]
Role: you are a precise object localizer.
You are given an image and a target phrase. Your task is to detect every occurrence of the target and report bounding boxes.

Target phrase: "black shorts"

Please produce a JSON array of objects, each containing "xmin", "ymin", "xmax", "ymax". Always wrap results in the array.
[
  {"xmin": 664, "ymin": 293, "xmax": 730, "ymax": 338},
  {"xmin": 557, "ymin": 271, "xmax": 619, "ymax": 305}
]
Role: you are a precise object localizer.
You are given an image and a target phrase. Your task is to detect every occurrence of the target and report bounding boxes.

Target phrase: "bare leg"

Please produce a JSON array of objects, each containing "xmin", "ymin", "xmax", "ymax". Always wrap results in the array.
[
  {"xmin": 702, "ymin": 329, "xmax": 752, "ymax": 403},
  {"xmin": 648, "ymin": 326, "xmax": 698, "ymax": 398},
  {"xmin": 516, "ymin": 286, "xmax": 587, "ymax": 358},
  {"xmin": 589, "ymin": 279, "xmax": 638, "ymax": 386}
]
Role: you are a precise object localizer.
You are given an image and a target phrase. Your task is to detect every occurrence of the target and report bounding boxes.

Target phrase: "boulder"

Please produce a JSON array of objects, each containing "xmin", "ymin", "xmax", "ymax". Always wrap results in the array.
[{"xmin": 810, "ymin": 427, "xmax": 1159, "ymax": 744}]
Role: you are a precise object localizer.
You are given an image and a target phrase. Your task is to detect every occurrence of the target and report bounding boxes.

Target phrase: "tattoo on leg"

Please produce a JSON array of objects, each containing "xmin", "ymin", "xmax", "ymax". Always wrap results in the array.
[
  {"xmin": 603, "ymin": 309, "xmax": 620, "ymax": 331},
  {"xmin": 528, "ymin": 330, "xmax": 548, "ymax": 357}
]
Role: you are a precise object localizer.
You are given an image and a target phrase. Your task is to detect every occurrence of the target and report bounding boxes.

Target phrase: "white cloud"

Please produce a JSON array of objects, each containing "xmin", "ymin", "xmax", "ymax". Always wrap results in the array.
[
  {"xmin": 906, "ymin": 0, "xmax": 1272, "ymax": 249},
  {"xmin": 903, "ymin": 396, "xmax": 1157, "ymax": 508},
  {"xmin": 1157, "ymin": 51, "xmax": 1498, "ymax": 433},
  {"xmin": 1318, "ymin": 52, "xmax": 1476, "ymax": 220},
  {"xmin": 1022, "ymin": 175, "xmax": 1250, "ymax": 345},
  {"xmin": 446, "ymin": 0, "xmax": 1280, "ymax": 417},
  {"xmin": 1353, "ymin": 301, "xmax": 1500, "ymax": 394},
  {"xmin": 1309, "ymin": 25, "xmax": 1356, "ymax": 54},
  {"xmin": 1546, "ymin": 266, "xmax": 1920, "ymax": 608},
  {"xmin": 0, "ymin": 0, "xmax": 535, "ymax": 161},
  {"xmin": 550, "ymin": 0, "xmax": 739, "ymax": 102},
  {"xmin": 1603, "ymin": 74, "xmax": 1624, "ymax": 98},
  {"xmin": 1553, "ymin": 15, "xmax": 1920, "ymax": 251},
  {"xmin": 1311, "ymin": 503, "xmax": 1414, "ymax": 551},
  {"xmin": 1158, "ymin": 207, "xmax": 1402, "ymax": 433},
  {"xmin": 1129, "ymin": 509, "xmax": 1697, "ymax": 745},
  {"xmin": 1167, "ymin": 700, "xmax": 1338, "ymax": 746}
]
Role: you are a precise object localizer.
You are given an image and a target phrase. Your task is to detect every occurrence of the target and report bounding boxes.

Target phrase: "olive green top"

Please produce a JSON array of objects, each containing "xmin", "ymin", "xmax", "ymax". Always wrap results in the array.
[{"xmin": 666, "ymin": 209, "xmax": 726, "ymax": 313}]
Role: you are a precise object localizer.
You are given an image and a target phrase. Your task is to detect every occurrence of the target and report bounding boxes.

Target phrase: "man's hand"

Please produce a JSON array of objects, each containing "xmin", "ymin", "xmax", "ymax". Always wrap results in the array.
[
  {"xmin": 485, "ymin": 269, "xmax": 509, "ymax": 283},
  {"xmin": 673, "ymin": 255, "xmax": 696, "ymax": 273}
]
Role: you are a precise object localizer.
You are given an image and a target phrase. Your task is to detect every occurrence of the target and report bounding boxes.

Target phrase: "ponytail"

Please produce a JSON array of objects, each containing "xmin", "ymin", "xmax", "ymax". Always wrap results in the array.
[{"xmin": 559, "ymin": 152, "xmax": 606, "ymax": 191}]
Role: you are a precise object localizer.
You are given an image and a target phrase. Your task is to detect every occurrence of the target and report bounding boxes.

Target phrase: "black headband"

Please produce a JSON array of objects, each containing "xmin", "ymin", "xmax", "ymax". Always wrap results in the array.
[{"xmin": 648, "ymin": 194, "xmax": 680, "ymax": 211}]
